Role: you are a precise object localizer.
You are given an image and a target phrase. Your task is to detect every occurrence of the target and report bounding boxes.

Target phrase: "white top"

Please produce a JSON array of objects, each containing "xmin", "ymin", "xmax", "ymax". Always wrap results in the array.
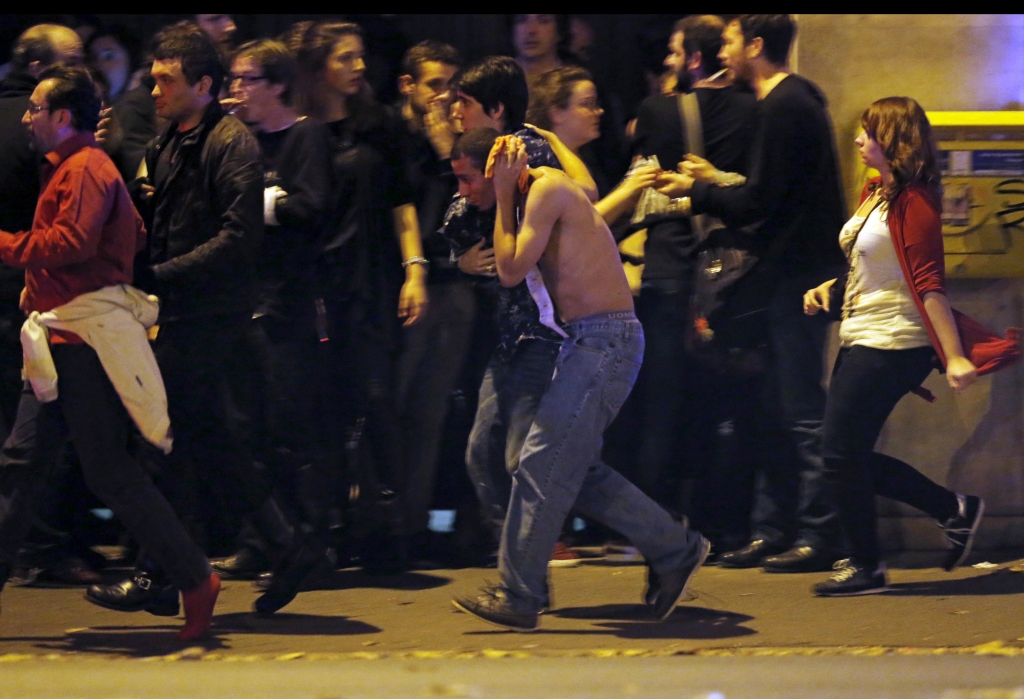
[{"xmin": 838, "ymin": 203, "xmax": 931, "ymax": 350}]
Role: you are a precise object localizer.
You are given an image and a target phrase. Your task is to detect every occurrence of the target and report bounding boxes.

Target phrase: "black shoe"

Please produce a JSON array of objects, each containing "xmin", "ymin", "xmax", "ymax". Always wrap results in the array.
[
  {"xmin": 652, "ymin": 536, "xmax": 710, "ymax": 621},
  {"xmin": 212, "ymin": 547, "xmax": 271, "ymax": 580},
  {"xmin": 812, "ymin": 559, "xmax": 888, "ymax": 597},
  {"xmin": 451, "ymin": 585, "xmax": 538, "ymax": 632},
  {"xmin": 85, "ymin": 573, "xmax": 180, "ymax": 616},
  {"xmin": 253, "ymin": 535, "xmax": 329, "ymax": 616},
  {"xmin": 643, "ymin": 563, "xmax": 661, "ymax": 607},
  {"xmin": 762, "ymin": 546, "xmax": 843, "ymax": 573},
  {"xmin": 718, "ymin": 539, "xmax": 786, "ymax": 569},
  {"xmin": 940, "ymin": 494, "xmax": 985, "ymax": 571}
]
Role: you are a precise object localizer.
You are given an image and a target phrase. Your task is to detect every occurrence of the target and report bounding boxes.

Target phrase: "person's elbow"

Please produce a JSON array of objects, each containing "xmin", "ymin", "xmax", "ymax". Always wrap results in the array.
[{"xmin": 497, "ymin": 265, "xmax": 526, "ymax": 288}]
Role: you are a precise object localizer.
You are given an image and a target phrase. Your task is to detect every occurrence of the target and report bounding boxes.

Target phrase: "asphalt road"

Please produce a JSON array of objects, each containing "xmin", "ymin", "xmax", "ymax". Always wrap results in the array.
[{"xmin": 3, "ymin": 560, "xmax": 1024, "ymax": 697}]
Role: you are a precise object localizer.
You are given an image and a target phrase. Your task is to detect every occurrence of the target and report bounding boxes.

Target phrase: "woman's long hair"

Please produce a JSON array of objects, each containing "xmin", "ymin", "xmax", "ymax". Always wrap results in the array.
[
  {"xmin": 294, "ymin": 20, "xmax": 376, "ymax": 123},
  {"xmin": 525, "ymin": 66, "xmax": 592, "ymax": 130},
  {"xmin": 861, "ymin": 96, "xmax": 942, "ymax": 203}
]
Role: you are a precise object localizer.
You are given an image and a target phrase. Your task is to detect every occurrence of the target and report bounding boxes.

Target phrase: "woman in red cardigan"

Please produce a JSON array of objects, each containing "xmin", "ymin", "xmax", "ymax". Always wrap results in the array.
[{"xmin": 803, "ymin": 97, "xmax": 994, "ymax": 596}]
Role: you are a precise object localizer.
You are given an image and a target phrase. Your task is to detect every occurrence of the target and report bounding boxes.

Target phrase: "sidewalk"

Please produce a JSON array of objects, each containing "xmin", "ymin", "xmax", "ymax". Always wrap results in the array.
[{"xmin": 3, "ymin": 558, "xmax": 1024, "ymax": 659}]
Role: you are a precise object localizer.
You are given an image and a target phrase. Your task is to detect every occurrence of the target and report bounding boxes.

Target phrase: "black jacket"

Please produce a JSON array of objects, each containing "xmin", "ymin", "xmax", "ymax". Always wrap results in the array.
[
  {"xmin": 0, "ymin": 70, "xmax": 39, "ymax": 304},
  {"xmin": 136, "ymin": 101, "xmax": 263, "ymax": 321}
]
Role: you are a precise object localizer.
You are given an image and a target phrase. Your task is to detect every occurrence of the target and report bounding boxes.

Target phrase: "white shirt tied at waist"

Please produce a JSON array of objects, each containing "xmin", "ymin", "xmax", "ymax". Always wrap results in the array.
[{"xmin": 21, "ymin": 284, "xmax": 172, "ymax": 453}]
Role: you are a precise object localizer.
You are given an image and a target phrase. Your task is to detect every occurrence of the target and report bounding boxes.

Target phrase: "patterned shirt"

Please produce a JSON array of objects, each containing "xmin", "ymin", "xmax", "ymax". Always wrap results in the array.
[{"xmin": 441, "ymin": 127, "xmax": 563, "ymax": 358}]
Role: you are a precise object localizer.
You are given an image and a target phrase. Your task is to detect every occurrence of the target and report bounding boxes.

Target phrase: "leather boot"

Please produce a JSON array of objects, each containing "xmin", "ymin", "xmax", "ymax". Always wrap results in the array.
[
  {"xmin": 718, "ymin": 539, "xmax": 786, "ymax": 569},
  {"xmin": 85, "ymin": 570, "xmax": 180, "ymax": 616},
  {"xmin": 213, "ymin": 498, "xmax": 297, "ymax": 580},
  {"xmin": 253, "ymin": 533, "xmax": 329, "ymax": 616}
]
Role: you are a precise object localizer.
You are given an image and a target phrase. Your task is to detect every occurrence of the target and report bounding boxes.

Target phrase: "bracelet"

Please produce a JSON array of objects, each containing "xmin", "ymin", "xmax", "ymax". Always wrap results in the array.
[{"xmin": 402, "ymin": 256, "xmax": 430, "ymax": 268}]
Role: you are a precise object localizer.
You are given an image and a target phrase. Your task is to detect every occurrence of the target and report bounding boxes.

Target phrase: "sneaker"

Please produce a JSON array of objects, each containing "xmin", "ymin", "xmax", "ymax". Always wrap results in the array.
[
  {"xmin": 451, "ymin": 585, "xmax": 539, "ymax": 632},
  {"xmin": 813, "ymin": 559, "xmax": 888, "ymax": 597},
  {"xmin": 651, "ymin": 536, "xmax": 711, "ymax": 621},
  {"xmin": 548, "ymin": 541, "xmax": 581, "ymax": 568},
  {"xmin": 939, "ymin": 494, "xmax": 985, "ymax": 572}
]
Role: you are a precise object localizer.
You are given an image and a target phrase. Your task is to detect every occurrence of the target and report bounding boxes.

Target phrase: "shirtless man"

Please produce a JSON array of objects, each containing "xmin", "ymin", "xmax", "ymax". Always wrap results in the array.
[{"xmin": 452, "ymin": 133, "xmax": 710, "ymax": 632}]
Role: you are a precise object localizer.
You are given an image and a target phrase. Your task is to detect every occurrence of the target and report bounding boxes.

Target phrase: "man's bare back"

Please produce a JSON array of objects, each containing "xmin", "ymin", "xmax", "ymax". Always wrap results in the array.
[{"xmin": 491, "ymin": 152, "xmax": 633, "ymax": 323}]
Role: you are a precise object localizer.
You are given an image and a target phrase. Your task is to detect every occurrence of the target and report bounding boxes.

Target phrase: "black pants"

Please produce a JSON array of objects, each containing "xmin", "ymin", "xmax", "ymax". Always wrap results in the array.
[
  {"xmin": 0, "ymin": 344, "xmax": 209, "ymax": 590},
  {"xmin": 396, "ymin": 280, "xmax": 476, "ymax": 535},
  {"xmin": 151, "ymin": 314, "xmax": 271, "ymax": 547},
  {"xmin": 822, "ymin": 344, "xmax": 959, "ymax": 568}
]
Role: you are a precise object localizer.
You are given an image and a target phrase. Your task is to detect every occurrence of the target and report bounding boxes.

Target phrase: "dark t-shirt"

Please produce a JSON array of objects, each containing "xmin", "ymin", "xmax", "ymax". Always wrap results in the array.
[
  {"xmin": 255, "ymin": 117, "xmax": 334, "ymax": 317},
  {"xmin": 402, "ymin": 121, "xmax": 459, "ymax": 283},
  {"xmin": 325, "ymin": 104, "xmax": 414, "ymax": 299},
  {"xmin": 631, "ymin": 86, "xmax": 759, "ymax": 281}
]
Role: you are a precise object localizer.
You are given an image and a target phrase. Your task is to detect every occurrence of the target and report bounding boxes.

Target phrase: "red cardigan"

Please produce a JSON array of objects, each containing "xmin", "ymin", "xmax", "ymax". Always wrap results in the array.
[{"xmin": 861, "ymin": 178, "xmax": 1021, "ymax": 389}]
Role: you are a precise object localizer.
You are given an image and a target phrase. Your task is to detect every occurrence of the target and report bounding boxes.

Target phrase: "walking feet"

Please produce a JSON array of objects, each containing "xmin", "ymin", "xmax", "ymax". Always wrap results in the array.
[
  {"xmin": 650, "ymin": 536, "xmax": 711, "ymax": 621},
  {"xmin": 451, "ymin": 585, "xmax": 539, "ymax": 632},
  {"xmin": 940, "ymin": 494, "xmax": 984, "ymax": 572},
  {"xmin": 253, "ymin": 534, "xmax": 330, "ymax": 616},
  {"xmin": 179, "ymin": 573, "xmax": 221, "ymax": 641},
  {"xmin": 813, "ymin": 559, "xmax": 888, "ymax": 597},
  {"xmin": 85, "ymin": 572, "xmax": 180, "ymax": 616}
]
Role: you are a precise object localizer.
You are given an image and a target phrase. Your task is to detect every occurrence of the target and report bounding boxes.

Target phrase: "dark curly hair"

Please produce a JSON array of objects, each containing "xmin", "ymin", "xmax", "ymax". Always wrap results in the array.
[{"xmin": 861, "ymin": 96, "xmax": 942, "ymax": 204}]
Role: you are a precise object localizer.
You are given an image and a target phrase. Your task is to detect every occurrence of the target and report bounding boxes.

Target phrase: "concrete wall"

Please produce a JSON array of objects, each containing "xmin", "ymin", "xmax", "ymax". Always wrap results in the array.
[{"xmin": 796, "ymin": 14, "xmax": 1024, "ymax": 552}]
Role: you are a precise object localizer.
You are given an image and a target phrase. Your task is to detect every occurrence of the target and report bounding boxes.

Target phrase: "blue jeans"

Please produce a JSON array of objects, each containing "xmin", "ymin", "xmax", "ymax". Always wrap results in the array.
[
  {"xmin": 499, "ymin": 312, "xmax": 706, "ymax": 612},
  {"xmin": 465, "ymin": 339, "xmax": 561, "ymax": 539}
]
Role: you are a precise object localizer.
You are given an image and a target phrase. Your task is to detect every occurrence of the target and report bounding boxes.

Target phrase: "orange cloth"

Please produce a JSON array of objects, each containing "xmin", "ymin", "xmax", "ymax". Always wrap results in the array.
[{"xmin": 484, "ymin": 135, "xmax": 529, "ymax": 193}]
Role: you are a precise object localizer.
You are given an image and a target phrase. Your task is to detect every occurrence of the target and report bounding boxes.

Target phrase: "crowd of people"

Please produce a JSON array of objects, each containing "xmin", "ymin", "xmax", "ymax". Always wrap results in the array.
[{"xmin": 0, "ymin": 13, "xmax": 1018, "ymax": 638}]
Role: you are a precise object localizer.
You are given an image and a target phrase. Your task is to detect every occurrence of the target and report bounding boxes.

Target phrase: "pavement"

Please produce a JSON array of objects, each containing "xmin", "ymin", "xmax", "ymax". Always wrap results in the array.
[{"xmin": 3, "ymin": 558, "xmax": 1024, "ymax": 697}]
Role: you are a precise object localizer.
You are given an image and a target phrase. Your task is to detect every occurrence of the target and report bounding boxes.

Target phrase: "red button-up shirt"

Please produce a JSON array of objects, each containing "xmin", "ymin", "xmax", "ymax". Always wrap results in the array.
[{"xmin": 0, "ymin": 132, "xmax": 146, "ymax": 342}]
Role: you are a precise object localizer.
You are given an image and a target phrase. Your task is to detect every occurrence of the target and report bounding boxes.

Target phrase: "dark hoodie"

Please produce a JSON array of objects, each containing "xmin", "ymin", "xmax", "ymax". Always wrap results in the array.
[
  {"xmin": 690, "ymin": 73, "xmax": 847, "ymax": 277},
  {"xmin": 0, "ymin": 70, "xmax": 39, "ymax": 302}
]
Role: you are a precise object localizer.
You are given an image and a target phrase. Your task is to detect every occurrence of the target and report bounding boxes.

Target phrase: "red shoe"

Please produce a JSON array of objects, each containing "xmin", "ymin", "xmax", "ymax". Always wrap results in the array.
[
  {"xmin": 548, "ymin": 541, "xmax": 581, "ymax": 568},
  {"xmin": 178, "ymin": 573, "xmax": 221, "ymax": 642}
]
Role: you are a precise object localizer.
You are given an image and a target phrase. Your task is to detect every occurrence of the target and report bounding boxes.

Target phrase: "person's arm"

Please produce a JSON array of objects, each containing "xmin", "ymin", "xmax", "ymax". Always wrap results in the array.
[
  {"xmin": 594, "ymin": 165, "xmax": 658, "ymax": 225},
  {"xmin": 527, "ymin": 126, "xmax": 598, "ymax": 202},
  {"xmin": 149, "ymin": 125, "xmax": 263, "ymax": 288},
  {"xmin": 923, "ymin": 292, "xmax": 976, "ymax": 391},
  {"xmin": 273, "ymin": 123, "xmax": 333, "ymax": 236},
  {"xmin": 900, "ymin": 190, "xmax": 977, "ymax": 391},
  {"xmin": 393, "ymin": 202, "xmax": 428, "ymax": 325},
  {"xmin": 0, "ymin": 161, "xmax": 113, "ymax": 269},
  {"xmin": 492, "ymin": 144, "xmax": 560, "ymax": 287}
]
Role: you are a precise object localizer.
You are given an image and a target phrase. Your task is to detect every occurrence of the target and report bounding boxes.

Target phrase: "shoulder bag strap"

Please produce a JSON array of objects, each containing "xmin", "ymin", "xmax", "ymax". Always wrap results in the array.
[{"xmin": 678, "ymin": 91, "xmax": 708, "ymax": 241}]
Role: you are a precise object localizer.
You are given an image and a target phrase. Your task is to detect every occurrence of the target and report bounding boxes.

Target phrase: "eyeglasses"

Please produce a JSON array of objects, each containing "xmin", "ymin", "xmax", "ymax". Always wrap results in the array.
[
  {"xmin": 230, "ymin": 74, "xmax": 267, "ymax": 86},
  {"xmin": 26, "ymin": 103, "xmax": 50, "ymax": 116}
]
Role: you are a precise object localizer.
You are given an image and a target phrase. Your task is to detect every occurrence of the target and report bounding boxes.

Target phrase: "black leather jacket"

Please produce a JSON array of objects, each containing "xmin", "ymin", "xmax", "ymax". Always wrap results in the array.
[{"xmin": 135, "ymin": 101, "xmax": 263, "ymax": 321}]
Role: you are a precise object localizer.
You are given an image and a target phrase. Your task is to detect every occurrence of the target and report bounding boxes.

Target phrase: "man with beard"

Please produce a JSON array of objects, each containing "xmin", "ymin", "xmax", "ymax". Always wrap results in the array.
[
  {"xmin": 658, "ymin": 14, "xmax": 847, "ymax": 573},
  {"xmin": 615, "ymin": 14, "xmax": 760, "ymax": 558}
]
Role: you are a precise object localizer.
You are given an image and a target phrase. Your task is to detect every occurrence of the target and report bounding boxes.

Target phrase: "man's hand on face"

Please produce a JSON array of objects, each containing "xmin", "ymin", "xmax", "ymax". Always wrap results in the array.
[
  {"xmin": 424, "ymin": 96, "xmax": 455, "ymax": 159},
  {"xmin": 490, "ymin": 136, "xmax": 527, "ymax": 196}
]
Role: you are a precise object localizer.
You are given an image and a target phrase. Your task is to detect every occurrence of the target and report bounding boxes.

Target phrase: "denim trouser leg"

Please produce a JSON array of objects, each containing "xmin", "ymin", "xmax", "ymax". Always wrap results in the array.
[
  {"xmin": 465, "ymin": 340, "xmax": 560, "ymax": 540},
  {"xmin": 499, "ymin": 317, "xmax": 704, "ymax": 612},
  {"xmin": 752, "ymin": 274, "xmax": 843, "ymax": 551}
]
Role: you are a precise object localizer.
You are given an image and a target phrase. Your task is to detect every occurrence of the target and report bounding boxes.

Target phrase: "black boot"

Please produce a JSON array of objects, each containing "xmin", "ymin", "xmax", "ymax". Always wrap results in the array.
[
  {"xmin": 253, "ymin": 533, "xmax": 329, "ymax": 616},
  {"xmin": 85, "ymin": 570, "xmax": 180, "ymax": 616},
  {"xmin": 214, "ymin": 498, "xmax": 297, "ymax": 580}
]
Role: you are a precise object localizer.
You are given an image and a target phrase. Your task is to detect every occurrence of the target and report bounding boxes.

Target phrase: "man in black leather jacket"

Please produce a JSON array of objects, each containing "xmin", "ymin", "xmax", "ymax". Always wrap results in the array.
[{"xmin": 85, "ymin": 22, "xmax": 287, "ymax": 616}]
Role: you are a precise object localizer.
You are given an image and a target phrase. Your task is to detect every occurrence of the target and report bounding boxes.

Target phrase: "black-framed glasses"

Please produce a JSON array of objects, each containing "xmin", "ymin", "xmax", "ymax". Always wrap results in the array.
[
  {"xmin": 26, "ymin": 103, "xmax": 51, "ymax": 116},
  {"xmin": 230, "ymin": 74, "xmax": 267, "ymax": 86}
]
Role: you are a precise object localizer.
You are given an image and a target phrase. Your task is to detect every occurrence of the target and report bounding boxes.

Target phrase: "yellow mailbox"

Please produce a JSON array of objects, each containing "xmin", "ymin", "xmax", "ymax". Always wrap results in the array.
[{"xmin": 928, "ymin": 111, "xmax": 1024, "ymax": 278}]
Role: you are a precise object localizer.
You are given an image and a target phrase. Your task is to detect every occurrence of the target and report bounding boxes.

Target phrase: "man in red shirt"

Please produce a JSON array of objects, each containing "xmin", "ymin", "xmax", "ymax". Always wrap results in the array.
[{"xmin": 0, "ymin": 66, "xmax": 218, "ymax": 642}]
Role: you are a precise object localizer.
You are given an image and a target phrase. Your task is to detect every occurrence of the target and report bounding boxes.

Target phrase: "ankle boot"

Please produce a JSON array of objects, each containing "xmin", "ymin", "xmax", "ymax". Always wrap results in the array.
[
  {"xmin": 253, "ymin": 497, "xmax": 297, "ymax": 564},
  {"xmin": 85, "ymin": 569, "xmax": 180, "ymax": 616}
]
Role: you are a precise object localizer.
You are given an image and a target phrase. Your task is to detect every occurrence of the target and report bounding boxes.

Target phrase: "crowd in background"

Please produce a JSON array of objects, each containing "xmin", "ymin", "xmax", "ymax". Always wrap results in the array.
[{"xmin": 0, "ymin": 13, "xmax": 1005, "ymax": 612}]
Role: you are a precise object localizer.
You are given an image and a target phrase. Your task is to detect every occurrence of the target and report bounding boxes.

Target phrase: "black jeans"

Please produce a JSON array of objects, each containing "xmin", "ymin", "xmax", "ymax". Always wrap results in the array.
[
  {"xmin": 0, "ymin": 344, "xmax": 209, "ymax": 590},
  {"xmin": 822, "ymin": 344, "xmax": 959, "ymax": 568},
  {"xmin": 151, "ymin": 314, "xmax": 271, "ymax": 546},
  {"xmin": 750, "ymin": 273, "xmax": 844, "ymax": 551},
  {"xmin": 396, "ymin": 280, "xmax": 476, "ymax": 535}
]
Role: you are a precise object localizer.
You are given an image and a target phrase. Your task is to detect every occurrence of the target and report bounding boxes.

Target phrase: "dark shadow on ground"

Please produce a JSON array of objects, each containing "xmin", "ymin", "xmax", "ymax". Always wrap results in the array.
[
  {"xmin": 887, "ymin": 569, "xmax": 1024, "ymax": 596},
  {"xmin": 463, "ymin": 605, "xmax": 756, "ymax": 640},
  {"xmin": 14, "ymin": 613, "xmax": 380, "ymax": 658},
  {"xmin": 302, "ymin": 569, "xmax": 451, "ymax": 592}
]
